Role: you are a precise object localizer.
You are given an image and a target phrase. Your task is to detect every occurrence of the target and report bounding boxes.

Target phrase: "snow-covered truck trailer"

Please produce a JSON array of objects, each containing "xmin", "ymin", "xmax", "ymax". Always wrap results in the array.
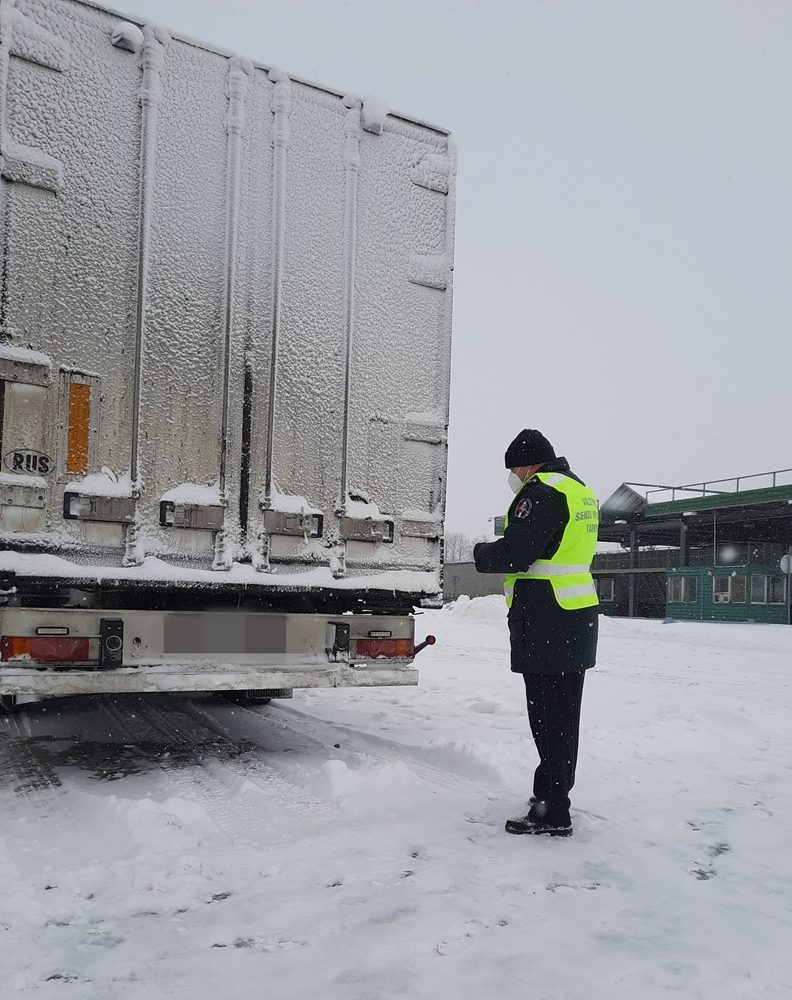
[{"xmin": 0, "ymin": 0, "xmax": 455, "ymax": 706}]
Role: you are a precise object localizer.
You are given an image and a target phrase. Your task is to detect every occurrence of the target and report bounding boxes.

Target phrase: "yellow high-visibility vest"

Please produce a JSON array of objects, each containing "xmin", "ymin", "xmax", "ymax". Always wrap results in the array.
[{"xmin": 504, "ymin": 471, "xmax": 599, "ymax": 610}]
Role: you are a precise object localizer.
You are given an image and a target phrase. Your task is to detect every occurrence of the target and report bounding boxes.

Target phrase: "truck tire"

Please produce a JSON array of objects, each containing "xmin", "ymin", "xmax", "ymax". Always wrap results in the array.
[
  {"xmin": 220, "ymin": 688, "xmax": 293, "ymax": 706},
  {"xmin": 219, "ymin": 691, "xmax": 270, "ymax": 706},
  {"xmin": 0, "ymin": 695, "xmax": 18, "ymax": 713},
  {"xmin": 241, "ymin": 690, "xmax": 272, "ymax": 705}
]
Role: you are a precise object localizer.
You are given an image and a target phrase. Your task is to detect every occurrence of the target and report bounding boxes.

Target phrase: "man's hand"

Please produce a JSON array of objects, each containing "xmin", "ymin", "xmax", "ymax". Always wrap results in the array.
[
  {"xmin": 473, "ymin": 483, "xmax": 567, "ymax": 574},
  {"xmin": 473, "ymin": 541, "xmax": 488, "ymax": 571}
]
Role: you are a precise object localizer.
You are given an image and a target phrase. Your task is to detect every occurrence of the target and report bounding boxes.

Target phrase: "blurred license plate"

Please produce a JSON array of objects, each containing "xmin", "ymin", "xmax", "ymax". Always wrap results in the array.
[{"xmin": 163, "ymin": 614, "xmax": 287, "ymax": 655}]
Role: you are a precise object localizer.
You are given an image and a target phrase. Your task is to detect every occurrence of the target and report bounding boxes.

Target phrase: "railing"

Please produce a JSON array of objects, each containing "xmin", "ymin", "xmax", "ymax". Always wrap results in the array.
[{"xmin": 624, "ymin": 468, "xmax": 792, "ymax": 505}]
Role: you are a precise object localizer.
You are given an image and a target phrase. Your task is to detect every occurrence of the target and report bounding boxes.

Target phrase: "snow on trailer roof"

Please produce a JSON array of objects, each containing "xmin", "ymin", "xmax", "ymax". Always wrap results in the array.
[{"xmin": 75, "ymin": 0, "xmax": 452, "ymax": 137}]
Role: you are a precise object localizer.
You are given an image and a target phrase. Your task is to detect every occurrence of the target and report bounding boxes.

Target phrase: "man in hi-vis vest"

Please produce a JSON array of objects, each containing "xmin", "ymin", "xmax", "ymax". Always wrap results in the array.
[{"xmin": 474, "ymin": 429, "xmax": 599, "ymax": 837}]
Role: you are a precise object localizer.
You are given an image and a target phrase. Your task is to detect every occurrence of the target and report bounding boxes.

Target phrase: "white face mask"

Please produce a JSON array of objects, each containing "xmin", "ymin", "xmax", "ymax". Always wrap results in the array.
[{"xmin": 508, "ymin": 471, "xmax": 524, "ymax": 494}]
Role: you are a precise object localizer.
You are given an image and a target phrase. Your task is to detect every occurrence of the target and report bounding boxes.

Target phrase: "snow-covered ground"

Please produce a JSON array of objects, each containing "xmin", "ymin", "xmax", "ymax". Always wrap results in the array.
[{"xmin": 2, "ymin": 597, "xmax": 791, "ymax": 1000}]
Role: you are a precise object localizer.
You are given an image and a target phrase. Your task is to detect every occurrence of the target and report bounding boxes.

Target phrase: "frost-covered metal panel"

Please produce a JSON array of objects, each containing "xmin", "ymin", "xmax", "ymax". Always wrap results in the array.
[
  {"xmin": 256, "ymin": 82, "xmax": 348, "ymax": 563},
  {"xmin": 238, "ymin": 67, "xmax": 275, "ymax": 550},
  {"xmin": 274, "ymin": 87, "xmax": 347, "ymax": 506},
  {"xmin": 0, "ymin": 0, "xmax": 455, "ymax": 602},
  {"xmin": 350, "ymin": 120, "xmax": 453, "ymax": 562},
  {"xmin": 2, "ymin": 0, "xmax": 141, "ymax": 555},
  {"xmin": 134, "ymin": 30, "xmax": 230, "ymax": 561}
]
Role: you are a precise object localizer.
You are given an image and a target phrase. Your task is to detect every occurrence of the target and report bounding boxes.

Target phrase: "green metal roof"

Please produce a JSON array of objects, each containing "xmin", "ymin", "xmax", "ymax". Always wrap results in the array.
[{"xmin": 646, "ymin": 484, "xmax": 792, "ymax": 518}]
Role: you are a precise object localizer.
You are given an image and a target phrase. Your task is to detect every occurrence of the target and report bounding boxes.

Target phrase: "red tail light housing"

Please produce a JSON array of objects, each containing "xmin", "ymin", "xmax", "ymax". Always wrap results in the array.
[
  {"xmin": 354, "ymin": 638, "xmax": 414, "ymax": 660},
  {"xmin": 1, "ymin": 636, "xmax": 96, "ymax": 664}
]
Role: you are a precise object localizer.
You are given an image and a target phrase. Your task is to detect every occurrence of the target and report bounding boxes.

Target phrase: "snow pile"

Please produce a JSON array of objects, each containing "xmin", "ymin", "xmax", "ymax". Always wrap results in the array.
[
  {"xmin": 0, "ymin": 550, "xmax": 439, "ymax": 594},
  {"xmin": 343, "ymin": 496, "xmax": 388, "ymax": 521},
  {"xmin": 0, "ymin": 342, "xmax": 51, "ymax": 367},
  {"xmin": 64, "ymin": 472, "xmax": 134, "ymax": 498},
  {"xmin": 0, "ymin": 471, "xmax": 47, "ymax": 490},
  {"xmin": 161, "ymin": 482, "xmax": 222, "ymax": 506},
  {"xmin": 314, "ymin": 758, "xmax": 421, "ymax": 804},
  {"xmin": 440, "ymin": 592, "xmax": 505, "ymax": 624},
  {"xmin": 267, "ymin": 490, "xmax": 321, "ymax": 515}
]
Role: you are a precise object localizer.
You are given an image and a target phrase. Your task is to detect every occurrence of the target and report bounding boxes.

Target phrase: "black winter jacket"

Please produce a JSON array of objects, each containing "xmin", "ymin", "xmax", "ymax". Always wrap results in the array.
[{"xmin": 473, "ymin": 458, "xmax": 598, "ymax": 675}]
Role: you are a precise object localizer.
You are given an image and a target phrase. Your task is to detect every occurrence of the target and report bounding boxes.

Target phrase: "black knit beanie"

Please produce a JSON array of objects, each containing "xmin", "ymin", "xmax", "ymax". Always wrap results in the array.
[{"xmin": 504, "ymin": 429, "xmax": 556, "ymax": 468}]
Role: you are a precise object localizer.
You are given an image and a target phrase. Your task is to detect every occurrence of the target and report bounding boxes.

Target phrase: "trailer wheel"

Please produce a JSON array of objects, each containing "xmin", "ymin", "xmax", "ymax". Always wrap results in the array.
[
  {"xmin": 220, "ymin": 688, "xmax": 293, "ymax": 706},
  {"xmin": 241, "ymin": 690, "xmax": 272, "ymax": 705},
  {"xmin": 0, "ymin": 695, "xmax": 18, "ymax": 713},
  {"xmin": 219, "ymin": 691, "xmax": 270, "ymax": 706}
]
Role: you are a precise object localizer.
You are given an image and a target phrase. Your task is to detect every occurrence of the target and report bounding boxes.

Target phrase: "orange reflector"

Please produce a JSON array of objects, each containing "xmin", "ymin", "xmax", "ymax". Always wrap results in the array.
[
  {"xmin": 1, "ymin": 635, "xmax": 93, "ymax": 663},
  {"xmin": 354, "ymin": 638, "xmax": 414, "ymax": 660},
  {"xmin": 66, "ymin": 381, "xmax": 91, "ymax": 475}
]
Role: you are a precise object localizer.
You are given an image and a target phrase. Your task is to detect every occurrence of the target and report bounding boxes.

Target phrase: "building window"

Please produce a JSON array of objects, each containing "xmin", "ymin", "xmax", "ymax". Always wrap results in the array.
[
  {"xmin": 713, "ymin": 577, "xmax": 729, "ymax": 603},
  {"xmin": 750, "ymin": 575, "xmax": 767, "ymax": 604},
  {"xmin": 770, "ymin": 576, "xmax": 786, "ymax": 605},
  {"xmin": 713, "ymin": 575, "xmax": 746, "ymax": 604},
  {"xmin": 668, "ymin": 575, "xmax": 697, "ymax": 603},
  {"xmin": 750, "ymin": 576, "xmax": 786, "ymax": 606},
  {"xmin": 597, "ymin": 578, "xmax": 614, "ymax": 601}
]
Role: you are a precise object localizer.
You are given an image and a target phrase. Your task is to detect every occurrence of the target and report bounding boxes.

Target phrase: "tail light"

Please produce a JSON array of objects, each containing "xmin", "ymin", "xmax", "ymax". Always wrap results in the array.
[
  {"xmin": 354, "ymin": 638, "xmax": 414, "ymax": 660},
  {"xmin": 1, "ymin": 636, "xmax": 96, "ymax": 664}
]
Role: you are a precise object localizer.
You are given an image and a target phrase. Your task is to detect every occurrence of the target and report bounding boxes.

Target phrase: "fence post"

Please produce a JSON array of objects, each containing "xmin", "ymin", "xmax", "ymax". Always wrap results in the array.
[{"xmin": 628, "ymin": 525, "xmax": 638, "ymax": 618}]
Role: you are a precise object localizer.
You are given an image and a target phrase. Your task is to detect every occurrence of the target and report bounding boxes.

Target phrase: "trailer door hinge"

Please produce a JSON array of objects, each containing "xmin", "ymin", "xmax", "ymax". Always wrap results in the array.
[
  {"xmin": 159, "ymin": 501, "xmax": 225, "ymax": 530},
  {"xmin": 63, "ymin": 492, "xmax": 135, "ymax": 523},
  {"xmin": 262, "ymin": 508, "xmax": 324, "ymax": 539},
  {"xmin": 339, "ymin": 517, "xmax": 394, "ymax": 544}
]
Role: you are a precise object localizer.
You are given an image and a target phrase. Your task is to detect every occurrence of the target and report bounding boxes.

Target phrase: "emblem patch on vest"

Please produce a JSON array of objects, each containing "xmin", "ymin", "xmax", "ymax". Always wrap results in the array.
[{"xmin": 514, "ymin": 498, "xmax": 532, "ymax": 519}]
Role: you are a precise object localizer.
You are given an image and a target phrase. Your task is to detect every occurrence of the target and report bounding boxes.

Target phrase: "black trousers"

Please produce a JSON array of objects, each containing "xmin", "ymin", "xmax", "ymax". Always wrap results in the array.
[{"xmin": 522, "ymin": 671, "xmax": 585, "ymax": 811}]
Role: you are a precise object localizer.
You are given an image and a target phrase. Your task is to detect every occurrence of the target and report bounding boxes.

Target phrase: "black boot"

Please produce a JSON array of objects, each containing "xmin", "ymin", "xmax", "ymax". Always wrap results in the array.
[{"xmin": 505, "ymin": 800, "xmax": 572, "ymax": 837}]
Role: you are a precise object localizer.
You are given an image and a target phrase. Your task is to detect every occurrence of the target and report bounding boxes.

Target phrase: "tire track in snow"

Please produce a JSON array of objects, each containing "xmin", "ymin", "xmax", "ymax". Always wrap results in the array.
[
  {"xmin": 0, "ymin": 710, "xmax": 63, "ymax": 797},
  {"xmin": 141, "ymin": 695, "xmax": 331, "ymax": 816},
  {"xmin": 96, "ymin": 695, "xmax": 328, "ymax": 836},
  {"xmin": 94, "ymin": 694, "xmax": 282, "ymax": 843},
  {"xmin": 0, "ymin": 710, "xmax": 101, "ymax": 872}
]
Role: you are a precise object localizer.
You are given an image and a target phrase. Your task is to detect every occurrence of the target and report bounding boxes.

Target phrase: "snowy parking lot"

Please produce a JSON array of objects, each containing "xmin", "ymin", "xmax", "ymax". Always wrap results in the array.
[{"xmin": 2, "ymin": 596, "xmax": 791, "ymax": 1000}]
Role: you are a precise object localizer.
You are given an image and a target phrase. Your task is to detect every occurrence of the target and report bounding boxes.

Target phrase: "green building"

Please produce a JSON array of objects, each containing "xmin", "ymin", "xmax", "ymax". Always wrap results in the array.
[{"xmin": 595, "ymin": 470, "xmax": 792, "ymax": 623}]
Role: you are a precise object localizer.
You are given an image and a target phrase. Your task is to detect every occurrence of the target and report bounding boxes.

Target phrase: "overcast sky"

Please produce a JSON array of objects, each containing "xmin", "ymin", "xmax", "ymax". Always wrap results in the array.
[{"xmin": 130, "ymin": 0, "xmax": 792, "ymax": 535}]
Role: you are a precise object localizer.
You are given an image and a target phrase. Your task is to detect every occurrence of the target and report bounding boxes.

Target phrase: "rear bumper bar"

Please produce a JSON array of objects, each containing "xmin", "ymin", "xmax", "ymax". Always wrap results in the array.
[{"xmin": 0, "ymin": 663, "xmax": 418, "ymax": 697}]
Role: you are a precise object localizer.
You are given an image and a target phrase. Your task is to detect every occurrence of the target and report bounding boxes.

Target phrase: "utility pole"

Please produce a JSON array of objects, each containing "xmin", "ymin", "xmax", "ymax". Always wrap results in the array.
[{"xmin": 781, "ymin": 552, "xmax": 792, "ymax": 626}]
